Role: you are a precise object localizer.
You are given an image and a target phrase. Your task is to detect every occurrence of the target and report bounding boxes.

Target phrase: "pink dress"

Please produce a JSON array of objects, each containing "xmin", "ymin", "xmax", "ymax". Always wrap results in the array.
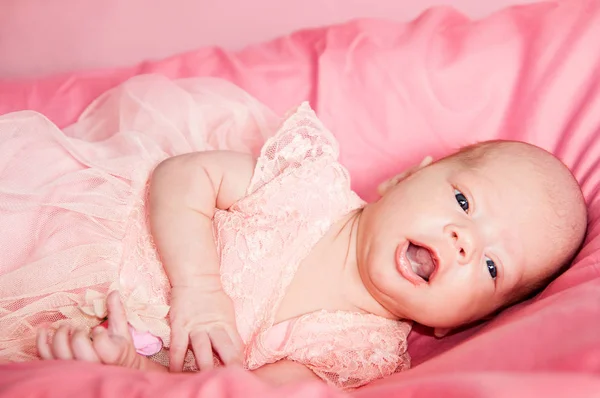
[{"xmin": 0, "ymin": 75, "xmax": 411, "ymax": 389}]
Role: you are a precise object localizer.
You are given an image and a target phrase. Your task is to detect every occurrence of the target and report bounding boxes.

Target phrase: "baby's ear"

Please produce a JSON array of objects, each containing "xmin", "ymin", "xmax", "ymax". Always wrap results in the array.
[
  {"xmin": 377, "ymin": 156, "xmax": 433, "ymax": 196},
  {"xmin": 433, "ymin": 327, "xmax": 451, "ymax": 338}
]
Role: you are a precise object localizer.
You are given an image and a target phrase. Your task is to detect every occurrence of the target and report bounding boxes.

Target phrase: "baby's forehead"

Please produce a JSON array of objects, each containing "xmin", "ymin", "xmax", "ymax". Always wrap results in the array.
[
  {"xmin": 446, "ymin": 140, "xmax": 583, "ymax": 226},
  {"xmin": 474, "ymin": 157, "xmax": 558, "ymax": 227},
  {"xmin": 452, "ymin": 141, "xmax": 553, "ymax": 172},
  {"xmin": 461, "ymin": 148, "xmax": 556, "ymax": 190},
  {"xmin": 449, "ymin": 150, "xmax": 547, "ymax": 192},
  {"xmin": 455, "ymin": 151, "xmax": 561, "ymax": 250}
]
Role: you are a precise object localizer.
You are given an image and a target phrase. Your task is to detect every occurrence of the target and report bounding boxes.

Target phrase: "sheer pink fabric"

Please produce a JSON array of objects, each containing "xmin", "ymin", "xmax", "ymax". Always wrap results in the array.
[
  {"xmin": 0, "ymin": 75, "xmax": 411, "ymax": 389},
  {"xmin": 0, "ymin": 75, "xmax": 279, "ymax": 362}
]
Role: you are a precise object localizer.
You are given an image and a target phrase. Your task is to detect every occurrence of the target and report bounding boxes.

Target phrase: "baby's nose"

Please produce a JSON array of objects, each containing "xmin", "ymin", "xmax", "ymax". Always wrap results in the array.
[{"xmin": 444, "ymin": 224, "xmax": 477, "ymax": 265}]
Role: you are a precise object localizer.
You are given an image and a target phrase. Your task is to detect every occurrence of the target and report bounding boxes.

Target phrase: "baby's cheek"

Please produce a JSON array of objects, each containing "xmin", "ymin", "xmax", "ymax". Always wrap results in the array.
[{"xmin": 429, "ymin": 283, "xmax": 481, "ymax": 325}]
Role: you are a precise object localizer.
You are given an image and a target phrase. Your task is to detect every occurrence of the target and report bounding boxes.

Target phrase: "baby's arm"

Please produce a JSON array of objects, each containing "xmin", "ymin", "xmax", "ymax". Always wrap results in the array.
[
  {"xmin": 149, "ymin": 150, "xmax": 254, "ymax": 288},
  {"xmin": 149, "ymin": 151, "xmax": 255, "ymax": 371}
]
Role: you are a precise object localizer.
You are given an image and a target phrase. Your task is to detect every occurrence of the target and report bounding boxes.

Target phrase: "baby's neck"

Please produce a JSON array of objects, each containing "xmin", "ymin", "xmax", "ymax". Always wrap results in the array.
[
  {"xmin": 331, "ymin": 211, "xmax": 396, "ymax": 319},
  {"xmin": 273, "ymin": 209, "xmax": 396, "ymax": 325}
]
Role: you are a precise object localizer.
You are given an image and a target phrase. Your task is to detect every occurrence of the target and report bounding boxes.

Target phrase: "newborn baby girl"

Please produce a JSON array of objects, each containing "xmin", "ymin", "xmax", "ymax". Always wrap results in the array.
[{"xmin": 0, "ymin": 83, "xmax": 587, "ymax": 389}]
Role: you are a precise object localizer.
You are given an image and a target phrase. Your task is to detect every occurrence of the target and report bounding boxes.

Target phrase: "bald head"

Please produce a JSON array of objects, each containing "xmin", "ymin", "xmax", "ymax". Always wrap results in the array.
[{"xmin": 448, "ymin": 140, "xmax": 588, "ymax": 302}]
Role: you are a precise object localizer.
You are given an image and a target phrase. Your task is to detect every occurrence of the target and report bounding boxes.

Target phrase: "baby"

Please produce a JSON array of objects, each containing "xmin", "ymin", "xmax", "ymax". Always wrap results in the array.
[{"xmin": 0, "ymin": 99, "xmax": 587, "ymax": 390}]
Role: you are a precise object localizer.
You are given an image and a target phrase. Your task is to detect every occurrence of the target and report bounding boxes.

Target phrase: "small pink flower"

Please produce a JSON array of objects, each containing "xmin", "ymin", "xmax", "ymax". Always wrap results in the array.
[{"xmin": 100, "ymin": 320, "xmax": 163, "ymax": 356}]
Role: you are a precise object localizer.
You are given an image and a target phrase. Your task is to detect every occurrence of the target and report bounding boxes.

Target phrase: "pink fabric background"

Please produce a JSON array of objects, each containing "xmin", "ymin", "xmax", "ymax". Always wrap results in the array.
[
  {"xmin": 1, "ymin": 0, "xmax": 600, "ymax": 397},
  {"xmin": 0, "ymin": 0, "xmax": 540, "ymax": 79}
]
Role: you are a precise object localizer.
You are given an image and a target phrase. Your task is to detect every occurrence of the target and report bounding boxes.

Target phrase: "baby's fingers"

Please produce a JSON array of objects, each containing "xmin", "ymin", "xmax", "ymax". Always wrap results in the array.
[
  {"xmin": 36, "ymin": 328, "xmax": 54, "ymax": 360},
  {"xmin": 71, "ymin": 328, "xmax": 100, "ymax": 362},
  {"xmin": 106, "ymin": 291, "xmax": 130, "ymax": 338},
  {"xmin": 91, "ymin": 327, "xmax": 127, "ymax": 365},
  {"xmin": 209, "ymin": 328, "xmax": 243, "ymax": 366},
  {"xmin": 190, "ymin": 330, "xmax": 214, "ymax": 371},
  {"xmin": 168, "ymin": 329, "xmax": 188, "ymax": 372},
  {"xmin": 419, "ymin": 156, "xmax": 433, "ymax": 167},
  {"xmin": 51, "ymin": 325, "xmax": 74, "ymax": 360}
]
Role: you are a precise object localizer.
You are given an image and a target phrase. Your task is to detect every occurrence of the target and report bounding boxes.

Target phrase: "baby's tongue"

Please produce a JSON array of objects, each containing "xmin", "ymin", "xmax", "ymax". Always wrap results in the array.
[{"xmin": 406, "ymin": 243, "xmax": 435, "ymax": 280}]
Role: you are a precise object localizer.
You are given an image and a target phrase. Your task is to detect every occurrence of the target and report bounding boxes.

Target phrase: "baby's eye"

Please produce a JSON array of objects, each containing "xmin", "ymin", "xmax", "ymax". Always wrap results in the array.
[
  {"xmin": 454, "ymin": 189, "xmax": 469, "ymax": 212},
  {"xmin": 486, "ymin": 257, "xmax": 497, "ymax": 280}
]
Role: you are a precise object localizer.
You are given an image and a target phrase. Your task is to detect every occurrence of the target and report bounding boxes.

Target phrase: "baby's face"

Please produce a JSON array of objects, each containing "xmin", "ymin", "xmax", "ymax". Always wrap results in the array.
[{"xmin": 356, "ymin": 151, "xmax": 569, "ymax": 328}]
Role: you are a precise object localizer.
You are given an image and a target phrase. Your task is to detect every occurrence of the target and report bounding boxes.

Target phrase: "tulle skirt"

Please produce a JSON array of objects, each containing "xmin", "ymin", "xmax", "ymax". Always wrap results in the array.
[{"xmin": 0, "ymin": 75, "xmax": 278, "ymax": 362}]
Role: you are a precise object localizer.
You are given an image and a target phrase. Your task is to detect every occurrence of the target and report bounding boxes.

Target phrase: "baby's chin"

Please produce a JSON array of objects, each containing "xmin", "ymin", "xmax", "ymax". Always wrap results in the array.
[
  {"xmin": 411, "ymin": 311, "xmax": 487, "ymax": 331},
  {"xmin": 427, "ymin": 313, "xmax": 496, "ymax": 334}
]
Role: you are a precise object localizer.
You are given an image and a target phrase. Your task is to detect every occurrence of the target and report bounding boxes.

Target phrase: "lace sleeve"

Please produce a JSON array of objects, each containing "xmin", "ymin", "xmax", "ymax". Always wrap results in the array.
[
  {"xmin": 244, "ymin": 102, "xmax": 340, "ymax": 196},
  {"xmin": 283, "ymin": 312, "xmax": 412, "ymax": 390}
]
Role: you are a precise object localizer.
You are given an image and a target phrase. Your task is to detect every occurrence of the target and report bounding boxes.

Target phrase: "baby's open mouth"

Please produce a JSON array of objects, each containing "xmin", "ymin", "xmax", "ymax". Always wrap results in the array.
[{"xmin": 406, "ymin": 242, "xmax": 436, "ymax": 282}]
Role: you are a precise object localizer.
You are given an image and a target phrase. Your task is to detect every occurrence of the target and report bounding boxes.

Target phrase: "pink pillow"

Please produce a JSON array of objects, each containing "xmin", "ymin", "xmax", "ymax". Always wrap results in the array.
[{"xmin": 1, "ymin": 1, "xmax": 599, "ymax": 397}]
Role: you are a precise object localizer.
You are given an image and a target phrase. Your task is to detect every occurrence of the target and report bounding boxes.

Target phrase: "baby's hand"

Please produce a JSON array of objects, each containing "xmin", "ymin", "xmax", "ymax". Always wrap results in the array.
[
  {"xmin": 37, "ymin": 292, "xmax": 142, "ymax": 369},
  {"xmin": 169, "ymin": 281, "xmax": 244, "ymax": 372}
]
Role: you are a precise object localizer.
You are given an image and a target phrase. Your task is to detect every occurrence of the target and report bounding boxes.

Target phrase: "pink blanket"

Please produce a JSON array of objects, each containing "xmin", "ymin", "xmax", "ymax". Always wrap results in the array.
[{"xmin": 1, "ymin": 0, "xmax": 600, "ymax": 397}]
